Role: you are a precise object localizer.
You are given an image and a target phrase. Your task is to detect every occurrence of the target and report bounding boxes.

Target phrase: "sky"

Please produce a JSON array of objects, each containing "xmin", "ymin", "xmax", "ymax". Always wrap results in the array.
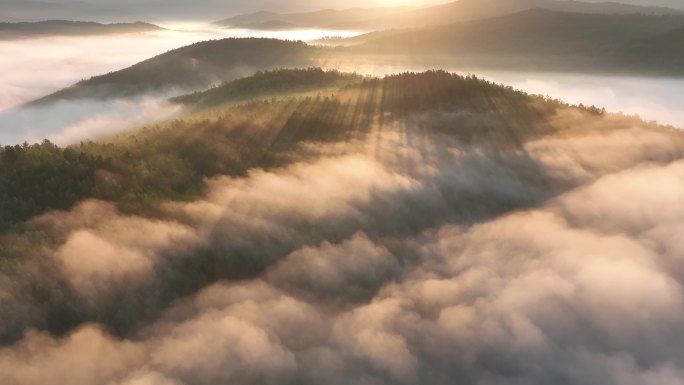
[
  {"xmin": 2, "ymin": 0, "xmax": 684, "ymax": 22},
  {"xmin": 0, "ymin": 0, "xmax": 441, "ymax": 22}
]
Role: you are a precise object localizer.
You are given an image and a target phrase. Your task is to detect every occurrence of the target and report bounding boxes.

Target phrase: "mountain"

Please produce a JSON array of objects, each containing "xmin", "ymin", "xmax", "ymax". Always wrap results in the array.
[
  {"xmin": 30, "ymin": 38, "xmax": 318, "ymax": 105},
  {"xmin": 215, "ymin": 0, "xmax": 684, "ymax": 30},
  {"xmin": 350, "ymin": 9, "xmax": 684, "ymax": 75},
  {"xmin": 0, "ymin": 68, "xmax": 661, "ymax": 236},
  {"xmin": 215, "ymin": 6, "xmax": 418, "ymax": 30},
  {"xmin": 28, "ymin": 10, "xmax": 684, "ymax": 109},
  {"xmin": 0, "ymin": 21, "xmax": 163, "ymax": 39}
]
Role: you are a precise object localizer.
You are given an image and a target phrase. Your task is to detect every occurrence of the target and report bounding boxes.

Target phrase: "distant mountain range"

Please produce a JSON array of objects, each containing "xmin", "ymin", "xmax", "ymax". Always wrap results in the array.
[
  {"xmin": 0, "ymin": 0, "xmax": 143, "ymax": 23},
  {"xmin": 26, "ymin": 9, "xmax": 684, "ymax": 107},
  {"xmin": 343, "ymin": 9, "xmax": 684, "ymax": 74},
  {"xmin": 216, "ymin": 0, "xmax": 684, "ymax": 30},
  {"xmin": 0, "ymin": 20, "xmax": 162, "ymax": 39},
  {"xmin": 215, "ymin": 6, "xmax": 417, "ymax": 30}
]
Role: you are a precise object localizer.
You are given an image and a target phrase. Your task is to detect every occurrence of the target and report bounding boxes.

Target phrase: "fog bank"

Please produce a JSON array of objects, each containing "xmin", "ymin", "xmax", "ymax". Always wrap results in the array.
[{"xmin": 2, "ymin": 100, "xmax": 684, "ymax": 384}]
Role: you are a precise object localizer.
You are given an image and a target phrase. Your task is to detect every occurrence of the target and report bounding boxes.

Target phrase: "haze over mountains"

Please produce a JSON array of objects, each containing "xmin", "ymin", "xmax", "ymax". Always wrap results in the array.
[
  {"xmin": 350, "ymin": 10, "xmax": 684, "ymax": 74},
  {"xmin": 4, "ymin": 0, "xmax": 684, "ymax": 23},
  {"xmin": 23, "ymin": 8, "xmax": 684, "ymax": 112},
  {"xmin": 29, "ymin": 39, "xmax": 317, "ymax": 105},
  {"xmin": 216, "ymin": 0, "xmax": 684, "ymax": 30},
  {"xmin": 0, "ymin": 21, "xmax": 162, "ymax": 39}
]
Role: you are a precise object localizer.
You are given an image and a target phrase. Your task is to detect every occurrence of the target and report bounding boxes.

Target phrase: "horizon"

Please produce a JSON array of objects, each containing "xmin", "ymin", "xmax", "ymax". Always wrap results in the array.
[{"xmin": 2, "ymin": 0, "xmax": 684, "ymax": 23}]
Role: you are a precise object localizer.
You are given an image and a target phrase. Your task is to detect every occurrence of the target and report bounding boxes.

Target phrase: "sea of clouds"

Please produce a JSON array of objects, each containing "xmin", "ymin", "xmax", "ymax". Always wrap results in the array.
[{"xmin": 2, "ymin": 101, "xmax": 684, "ymax": 384}]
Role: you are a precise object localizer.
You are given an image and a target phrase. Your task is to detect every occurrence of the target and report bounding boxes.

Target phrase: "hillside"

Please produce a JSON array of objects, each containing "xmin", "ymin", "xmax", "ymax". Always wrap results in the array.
[
  {"xmin": 215, "ymin": 7, "xmax": 416, "ymax": 30},
  {"xmin": 0, "ymin": 68, "xmax": 670, "ymax": 233},
  {"xmin": 351, "ymin": 9, "xmax": 684, "ymax": 74},
  {"xmin": 0, "ymin": 20, "xmax": 162, "ymax": 39},
  {"xmin": 215, "ymin": 0, "xmax": 684, "ymax": 30},
  {"xmin": 30, "ymin": 38, "xmax": 319, "ymax": 106},
  {"xmin": 616, "ymin": 26, "xmax": 684, "ymax": 70}
]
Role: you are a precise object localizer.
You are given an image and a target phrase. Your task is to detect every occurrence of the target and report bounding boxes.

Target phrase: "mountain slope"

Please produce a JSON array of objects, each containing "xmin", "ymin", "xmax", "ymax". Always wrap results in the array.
[
  {"xmin": 0, "ymin": 68, "xmax": 673, "ymax": 233},
  {"xmin": 616, "ymin": 26, "xmax": 684, "ymax": 70},
  {"xmin": 215, "ymin": 7, "xmax": 417, "ymax": 30},
  {"xmin": 30, "ymin": 38, "xmax": 318, "ymax": 105},
  {"xmin": 351, "ymin": 9, "xmax": 684, "ymax": 74}
]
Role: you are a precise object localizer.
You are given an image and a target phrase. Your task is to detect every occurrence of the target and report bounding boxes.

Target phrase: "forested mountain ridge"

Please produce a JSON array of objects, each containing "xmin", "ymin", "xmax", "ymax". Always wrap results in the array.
[
  {"xmin": 26, "ymin": 10, "xmax": 684, "ymax": 109},
  {"xmin": 350, "ymin": 9, "xmax": 684, "ymax": 74},
  {"xmin": 0, "ymin": 20, "xmax": 162, "ymax": 39},
  {"xmin": 0, "ymin": 68, "xmax": 649, "ymax": 234},
  {"xmin": 29, "ymin": 38, "xmax": 318, "ymax": 106}
]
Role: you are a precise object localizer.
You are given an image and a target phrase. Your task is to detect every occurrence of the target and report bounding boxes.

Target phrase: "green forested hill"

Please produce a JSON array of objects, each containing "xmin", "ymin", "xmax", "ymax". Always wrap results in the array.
[{"xmin": 0, "ymin": 69, "xmax": 620, "ymax": 232}]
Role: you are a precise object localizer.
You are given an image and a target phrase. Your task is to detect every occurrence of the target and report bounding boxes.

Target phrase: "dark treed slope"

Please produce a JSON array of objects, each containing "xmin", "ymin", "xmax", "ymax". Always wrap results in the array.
[
  {"xmin": 215, "ymin": 0, "xmax": 684, "ymax": 30},
  {"xmin": 617, "ymin": 26, "xmax": 684, "ymax": 69},
  {"xmin": 0, "ymin": 20, "xmax": 162, "ymax": 39},
  {"xmin": 0, "ymin": 69, "xmax": 623, "ymax": 234},
  {"xmin": 352, "ymin": 9, "xmax": 684, "ymax": 75},
  {"xmin": 171, "ymin": 68, "xmax": 364, "ymax": 109},
  {"xmin": 29, "ymin": 38, "xmax": 318, "ymax": 106}
]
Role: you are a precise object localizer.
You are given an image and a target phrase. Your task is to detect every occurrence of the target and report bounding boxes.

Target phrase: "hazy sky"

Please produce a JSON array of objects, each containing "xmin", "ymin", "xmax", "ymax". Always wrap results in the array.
[
  {"xmin": 2, "ymin": 0, "xmax": 683, "ymax": 22},
  {"xmin": 47, "ymin": 0, "xmax": 684, "ymax": 13}
]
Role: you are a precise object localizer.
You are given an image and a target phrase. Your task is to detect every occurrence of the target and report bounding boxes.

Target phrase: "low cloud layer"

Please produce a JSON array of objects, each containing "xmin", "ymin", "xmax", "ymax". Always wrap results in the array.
[{"xmin": 2, "ymin": 102, "xmax": 684, "ymax": 385}]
